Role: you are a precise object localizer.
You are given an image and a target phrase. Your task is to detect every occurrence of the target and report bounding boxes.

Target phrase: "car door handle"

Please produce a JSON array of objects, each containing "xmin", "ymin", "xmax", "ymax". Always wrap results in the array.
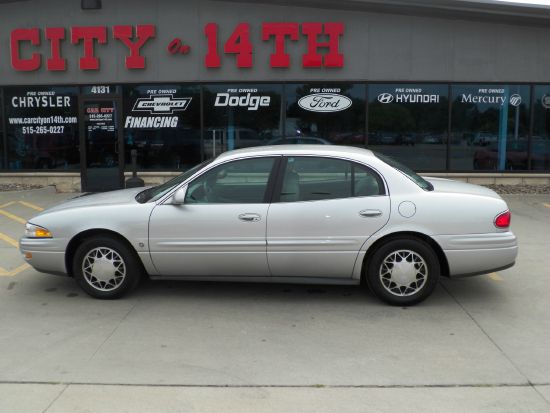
[
  {"xmin": 238, "ymin": 213, "xmax": 261, "ymax": 222},
  {"xmin": 359, "ymin": 209, "xmax": 382, "ymax": 217}
]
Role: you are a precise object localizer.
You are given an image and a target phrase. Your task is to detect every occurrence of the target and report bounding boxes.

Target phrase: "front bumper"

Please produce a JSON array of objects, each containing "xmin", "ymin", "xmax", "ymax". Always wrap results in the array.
[
  {"xmin": 433, "ymin": 232, "xmax": 518, "ymax": 277},
  {"xmin": 19, "ymin": 237, "xmax": 68, "ymax": 276}
]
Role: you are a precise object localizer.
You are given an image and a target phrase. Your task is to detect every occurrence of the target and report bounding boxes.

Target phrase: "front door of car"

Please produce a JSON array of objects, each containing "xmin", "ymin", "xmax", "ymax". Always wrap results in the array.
[
  {"xmin": 266, "ymin": 156, "xmax": 390, "ymax": 278},
  {"xmin": 148, "ymin": 156, "xmax": 278, "ymax": 277}
]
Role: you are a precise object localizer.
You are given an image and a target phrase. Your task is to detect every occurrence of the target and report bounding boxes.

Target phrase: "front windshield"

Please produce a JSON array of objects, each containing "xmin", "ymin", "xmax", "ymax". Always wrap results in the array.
[
  {"xmin": 374, "ymin": 152, "xmax": 433, "ymax": 191},
  {"xmin": 136, "ymin": 159, "xmax": 213, "ymax": 203}
]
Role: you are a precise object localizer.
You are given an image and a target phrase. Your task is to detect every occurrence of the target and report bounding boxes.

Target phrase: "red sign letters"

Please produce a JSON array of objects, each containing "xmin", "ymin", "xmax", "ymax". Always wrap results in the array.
[
  {"xmin": 8, "ymin": 22, "xmax": 343, "ymax": 72},
  {"xmin": 10, "ymin": 25, "xmax": 156, "ymax": 71}
]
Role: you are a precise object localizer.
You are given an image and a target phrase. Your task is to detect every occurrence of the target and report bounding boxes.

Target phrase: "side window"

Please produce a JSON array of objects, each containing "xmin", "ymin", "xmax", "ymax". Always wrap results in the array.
[
  {"xmin": 354, "ymin": 164, "xmax": 385, "ymax": 197},
  {"xmin": 185, "ymin": 157, "xmax": 276, "ymax": 204},
  {"xmin": 279, "ymin": 157, "xmax": 384, "ymax": 202}
]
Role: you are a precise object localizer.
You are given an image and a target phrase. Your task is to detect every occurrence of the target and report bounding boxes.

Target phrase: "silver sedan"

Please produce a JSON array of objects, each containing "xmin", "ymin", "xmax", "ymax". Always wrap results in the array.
[{"xmin": 20, "ymin": 145, "xmax": 518, "ymax": 305}]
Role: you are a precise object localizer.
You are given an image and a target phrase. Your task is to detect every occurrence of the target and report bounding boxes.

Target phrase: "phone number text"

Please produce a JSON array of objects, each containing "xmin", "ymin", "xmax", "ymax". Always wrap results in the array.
[{"xmin": 22, "ymin": 126, "xmax": 65, "ymax": 134}]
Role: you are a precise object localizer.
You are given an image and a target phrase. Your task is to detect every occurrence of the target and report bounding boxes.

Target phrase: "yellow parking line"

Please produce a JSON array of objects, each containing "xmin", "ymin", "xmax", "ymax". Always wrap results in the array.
[
  {"xmin": 0, "ymin": 263, "xmax": 30, "ymax": 277},
  {"xmin": 0, "ymin": 232, "xmax": 19, "ymax": 248},
  {"xmin": 18, "ymin": 201, "xmax": 44, "ymax": 211},
  {"xmin": 0, "ymin": 201, "xmax": 16, "ymax": 209},
  {"xmin": 9, "ymin": 263, "xmax": 30, "ymax": 276},
  {"xmin": 488, "ymin": 272, "xmax": 504, "ymax": 282},
  {"xmin": 0, "ymin": 209, "xmax": 26, "ymax": 224}
]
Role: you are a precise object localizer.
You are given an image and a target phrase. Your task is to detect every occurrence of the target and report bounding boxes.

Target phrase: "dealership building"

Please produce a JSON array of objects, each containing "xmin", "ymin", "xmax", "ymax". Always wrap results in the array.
[{"xmin": 1, "ymin": 0, "xmax": 550, "ymax": 191}]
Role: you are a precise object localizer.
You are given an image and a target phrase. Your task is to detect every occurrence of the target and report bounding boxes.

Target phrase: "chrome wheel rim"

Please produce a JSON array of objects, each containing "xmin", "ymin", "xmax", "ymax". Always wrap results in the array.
[
  {"xmin": 82, "ymin": 247, "xmax": 126, "ymax": 292},
  {"xmin": 379, "ymin": 249, "xmax": 427, "ymax": 297}
]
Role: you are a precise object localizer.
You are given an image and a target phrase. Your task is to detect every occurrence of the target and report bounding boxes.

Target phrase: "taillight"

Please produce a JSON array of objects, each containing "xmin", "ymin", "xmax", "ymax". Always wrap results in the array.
[{"xmin": 494, "ymin": 211, "xmax": 511, "ymax": 228}]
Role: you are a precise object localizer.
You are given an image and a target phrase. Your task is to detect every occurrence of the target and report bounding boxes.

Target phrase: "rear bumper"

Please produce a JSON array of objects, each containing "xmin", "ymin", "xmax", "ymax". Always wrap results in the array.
[
  {"xmin": 433, "ymin": 232, "xmax": 518, "ymax": 277},
  {"xmin": 19, "ymin": 237, "xmax": 68, "ymax": 276}
]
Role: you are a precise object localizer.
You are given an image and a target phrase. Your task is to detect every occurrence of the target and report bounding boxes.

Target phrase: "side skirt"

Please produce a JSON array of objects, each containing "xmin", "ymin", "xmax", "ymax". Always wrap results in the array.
[{"xmin": 148, "ymin": 275, "xmax": 360, "ymax": 285}]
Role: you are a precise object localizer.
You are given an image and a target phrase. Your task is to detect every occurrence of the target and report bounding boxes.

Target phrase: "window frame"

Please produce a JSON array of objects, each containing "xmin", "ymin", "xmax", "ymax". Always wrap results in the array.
[
  {"xmin": 271, "ymin": 155, "xmax": 387, "ymax": 204},
  {"xmin": 181, "ymin": 155, "xmax": 282, "ymax": 205}
]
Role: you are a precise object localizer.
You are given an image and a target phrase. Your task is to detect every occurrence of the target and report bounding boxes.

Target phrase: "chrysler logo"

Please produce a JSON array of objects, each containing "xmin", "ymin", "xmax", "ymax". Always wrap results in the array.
[
  {"xmin": 298, "ymin": 93, "xmax": 352, "ymax": 112},
  {"xmin": 377, "ymin": 93, "xmax": 394, "ymax": 104},
  {"xmin": 133, "ymin": 95, "xmax": 192, "ymax": 114},
  {"xmin": 509, "ymin": 94, "xmax": 522, "ymax": 107}
]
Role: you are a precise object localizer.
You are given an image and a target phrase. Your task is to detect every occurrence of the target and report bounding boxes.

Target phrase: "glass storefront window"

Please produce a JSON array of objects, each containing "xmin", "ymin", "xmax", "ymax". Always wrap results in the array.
[
  {"xmin": 2, "ymin": 82, "xmax": 550, "ymax": 175},
  {"xmin": 450, "ymin": 85, "xmax": 530, "ymax": 171},
  {"xmin": 531, "ymin": 86, "xmax": 550, "ymax": 170},
  {"xmin": 123, "ymin": 84, "xmax": 201, "ymax": 170},
  {"xmin": 368, "ymin": 84, "xmax": 448, "ymax": 171},
  {"xmin": 4, "ymin": 86, "xmax": 79, "ymax": 170},
  {"xmin": 203, "ymin": 84, "xmax": 283, "ymax": 158},
  {"xmin": 285, "ymin": 83, "xmax": 365, "ymax": 146},
  {"xmin": 0, "ymin": 93, "xmax": 4, "ymax": 169}
]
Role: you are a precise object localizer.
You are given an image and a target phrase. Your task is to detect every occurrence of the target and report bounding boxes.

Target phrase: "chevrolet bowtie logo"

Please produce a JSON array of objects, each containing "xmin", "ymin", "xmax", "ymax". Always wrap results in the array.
[{"xmin": 133, "ymin": 95, "xmax": 192, "ymax": 114}]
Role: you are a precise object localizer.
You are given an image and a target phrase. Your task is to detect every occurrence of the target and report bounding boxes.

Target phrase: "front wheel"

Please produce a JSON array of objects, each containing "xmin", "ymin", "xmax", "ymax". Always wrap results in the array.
[
  {"xmin": 365, "ymin": 237, "xmax": 440, "ymax": 306},
  {"xmin": 73, "ymin": 236, "xmax": 142, "ymax": 299}
]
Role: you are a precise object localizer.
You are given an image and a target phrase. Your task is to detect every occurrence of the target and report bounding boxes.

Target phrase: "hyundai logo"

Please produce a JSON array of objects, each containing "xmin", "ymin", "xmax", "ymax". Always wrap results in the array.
[
  {"xmin": 377, "ymin": 93, "xmax": 394, "ymax": 104},
  {"xmin": 509, "ymin": 94, "xmax": 522, "ymax": 107}
]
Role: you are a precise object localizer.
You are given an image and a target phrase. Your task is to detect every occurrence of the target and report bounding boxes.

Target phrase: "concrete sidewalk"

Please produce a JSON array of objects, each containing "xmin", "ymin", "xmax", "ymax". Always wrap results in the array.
[{"xmin": 1, "ymin": 383, "xmax": 549, "ymax": 413}]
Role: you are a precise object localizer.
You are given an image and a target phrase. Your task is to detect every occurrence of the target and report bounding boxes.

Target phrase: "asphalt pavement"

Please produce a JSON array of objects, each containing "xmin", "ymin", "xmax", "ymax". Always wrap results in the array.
[{"xmin": 0, "ymin": 186, "xmax": 549, "ymax": 412}]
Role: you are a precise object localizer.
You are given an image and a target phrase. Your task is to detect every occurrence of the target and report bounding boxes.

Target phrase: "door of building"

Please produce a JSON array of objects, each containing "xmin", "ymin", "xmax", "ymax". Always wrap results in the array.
[{"xmin": 80, "ymin": 98, "xmax": 124, "ymax": 192}]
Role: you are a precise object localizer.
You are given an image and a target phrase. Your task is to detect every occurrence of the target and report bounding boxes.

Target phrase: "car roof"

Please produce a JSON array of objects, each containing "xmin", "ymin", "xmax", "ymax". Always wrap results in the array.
[{"xmin": 215, "ymin": 144, "xmax": 376, "ymax": 162}]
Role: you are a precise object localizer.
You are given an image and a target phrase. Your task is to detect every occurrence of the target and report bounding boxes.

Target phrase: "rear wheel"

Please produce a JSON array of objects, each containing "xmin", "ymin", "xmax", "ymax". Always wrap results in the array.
[
  {"xmin": 366, "ymin": 237, "xmax": 440, "ymax": 306},
  {"xmin": 72, "ymin": 236, "xmax": 141, "ymax": 299}
]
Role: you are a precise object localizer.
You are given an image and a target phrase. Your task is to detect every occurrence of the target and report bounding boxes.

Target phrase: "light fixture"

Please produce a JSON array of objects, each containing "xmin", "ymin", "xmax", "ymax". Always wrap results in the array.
[{"xmin": 81, "ymin": 0, "xmax": 102, "ymax": 10}]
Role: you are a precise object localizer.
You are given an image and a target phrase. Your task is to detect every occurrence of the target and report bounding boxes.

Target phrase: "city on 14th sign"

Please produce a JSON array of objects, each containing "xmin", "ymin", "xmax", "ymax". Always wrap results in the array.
[{"xmin": 6, "ymin": 22, "xmax": 344, "ymax": 72}]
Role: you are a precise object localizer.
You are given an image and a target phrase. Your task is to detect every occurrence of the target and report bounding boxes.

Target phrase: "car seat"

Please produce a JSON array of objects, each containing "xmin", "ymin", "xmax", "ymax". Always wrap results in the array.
[{"xmin": 280, "ymin": 170, "xmax": 300, "ymax": 202}]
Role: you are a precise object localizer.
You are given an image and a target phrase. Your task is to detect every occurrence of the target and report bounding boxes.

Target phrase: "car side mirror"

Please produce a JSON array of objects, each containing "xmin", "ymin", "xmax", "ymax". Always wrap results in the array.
[{"xmin": 171, "ymin": 185, "xmax": 187, "ymax": 205}]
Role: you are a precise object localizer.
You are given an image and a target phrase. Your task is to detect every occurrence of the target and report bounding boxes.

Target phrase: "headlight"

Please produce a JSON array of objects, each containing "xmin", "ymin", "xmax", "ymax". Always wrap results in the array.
[{"xmin": 25, "ymin": 223, "xmax": 53, "ymax": 238}]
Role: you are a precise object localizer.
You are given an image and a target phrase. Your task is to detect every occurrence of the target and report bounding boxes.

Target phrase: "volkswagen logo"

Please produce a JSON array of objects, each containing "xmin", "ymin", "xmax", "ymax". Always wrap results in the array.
[
  {"xmin": 377, "ymin": 93, "xmax": 394, "ymax": 104},
  {"xmin": 542, "ymin": 95, "xmax": 550, "ymax": 109},
  {"xmin": 509, "ymin": 94, "xmax": 522, "ymax": 107}
]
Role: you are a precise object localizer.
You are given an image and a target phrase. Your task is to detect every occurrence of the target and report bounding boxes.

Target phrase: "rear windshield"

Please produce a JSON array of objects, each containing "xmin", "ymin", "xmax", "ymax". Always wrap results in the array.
[{"xmin": 374, "ymin": 152, "xmax": 433, "ymax": 191}]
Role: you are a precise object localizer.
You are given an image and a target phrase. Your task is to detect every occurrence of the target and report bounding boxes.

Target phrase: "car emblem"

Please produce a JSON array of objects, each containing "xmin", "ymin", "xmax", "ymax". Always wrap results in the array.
[
  {"xmin": 133, "ymin": 94, "xmax": 192, "ymax": 114},
  {"xmin": 542, "ymin": 95, "xmax": 550, "ymax": 109},
  {"xmin": 509, "ymin": 94, "xmax": 522, "ymax": 107},
  {"xmin": 298, "ymin": 93, "xmax": 352, "ymax": 112},
  {"xmin": 377, "ymin": 93, "xmax": 394, "ymax": 104}
]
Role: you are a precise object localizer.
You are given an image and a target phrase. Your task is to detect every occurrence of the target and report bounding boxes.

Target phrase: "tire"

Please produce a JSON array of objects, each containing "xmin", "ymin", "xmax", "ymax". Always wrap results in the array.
[
  {"xmin": 365, "ymin": 237, "xmax": 440, "ymax": 306},
  {"xmin": 72, "ymin": 235, "xmax": 142, "ymax": 299}
]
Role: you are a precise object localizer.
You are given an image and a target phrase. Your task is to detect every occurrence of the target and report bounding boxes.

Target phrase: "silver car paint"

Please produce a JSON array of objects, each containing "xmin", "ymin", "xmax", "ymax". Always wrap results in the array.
[
  {"xmin": 149, "ymin": 202, "xmax": 271, "ymax": 276},
  {"xmin": 20, "ymin": 145, "xmax": 518, "ymax": 281},
  {"xmin": 20, "ymin": 187, "xmax": 158, "ymax": 276},
  {"xmin": 352, "ymin": 177, "xmax": 516, "ymax": 277},
  {"xmin": 266, "ymin": 195, "xmax": 390, "ymax": 278}
]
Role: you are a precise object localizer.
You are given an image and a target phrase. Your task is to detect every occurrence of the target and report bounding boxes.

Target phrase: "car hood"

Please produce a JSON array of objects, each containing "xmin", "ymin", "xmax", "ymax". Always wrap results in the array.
[
  {"xmin": 425, "ymin": 177, "xmax": 501, "ymax": 199},
  {"xmin": 36, "ymin": 187, "xmax": 150, "ymax": 215}
]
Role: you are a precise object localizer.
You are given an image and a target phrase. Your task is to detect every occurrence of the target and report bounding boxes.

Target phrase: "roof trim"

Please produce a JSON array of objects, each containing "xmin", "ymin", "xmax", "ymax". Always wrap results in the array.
[{"xmin": 220, "ymin": 0, "xmax": 550, "ymax": 26}]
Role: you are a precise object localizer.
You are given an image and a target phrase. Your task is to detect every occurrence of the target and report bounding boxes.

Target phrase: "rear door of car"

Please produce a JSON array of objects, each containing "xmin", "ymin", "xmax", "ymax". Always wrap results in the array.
[
  {"xmin": 266, "ymin": 156, "xmax": 390, "ymax": 278},
  {"xmin": 148, "ymin": 156, "xmax": 280, "ymax": 277}
]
